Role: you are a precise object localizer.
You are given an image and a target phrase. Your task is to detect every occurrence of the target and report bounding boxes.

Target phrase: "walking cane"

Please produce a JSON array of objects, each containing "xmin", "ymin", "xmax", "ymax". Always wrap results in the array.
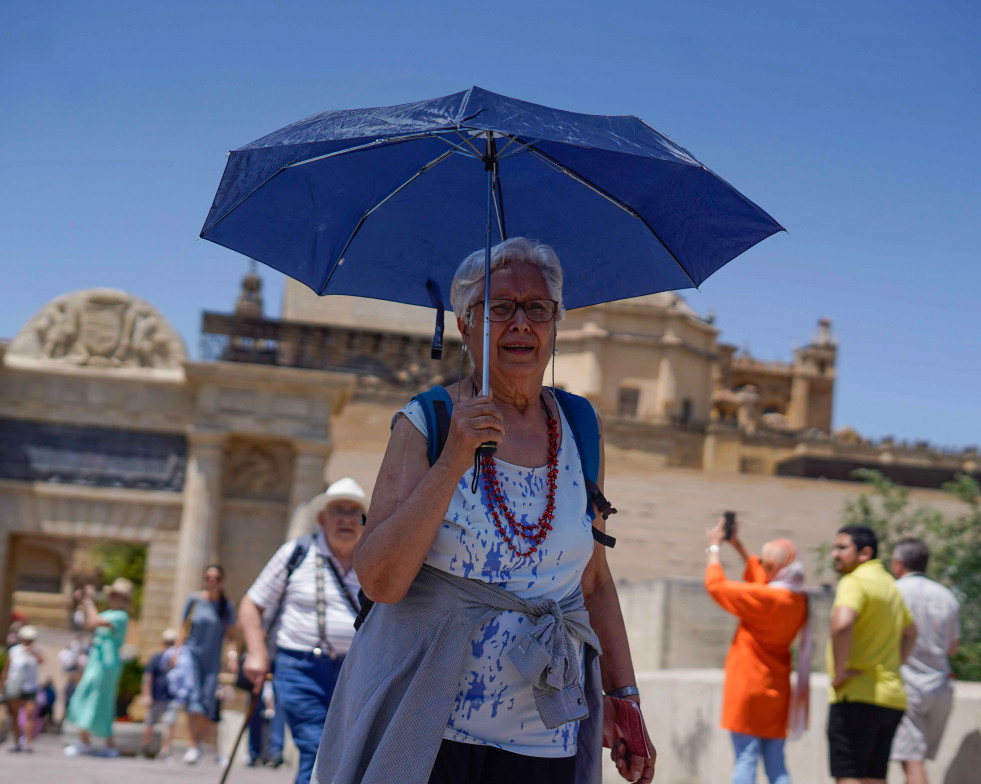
[{"xmin": 218, "ymin": 681, "xmax": 264, "ymax": 784}]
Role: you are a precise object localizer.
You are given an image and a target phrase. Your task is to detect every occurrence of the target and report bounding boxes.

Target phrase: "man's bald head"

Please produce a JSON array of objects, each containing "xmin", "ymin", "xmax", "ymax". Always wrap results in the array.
[{"xmin": 761, "ymin": 538, "xmax": 797, "ymax": 580}]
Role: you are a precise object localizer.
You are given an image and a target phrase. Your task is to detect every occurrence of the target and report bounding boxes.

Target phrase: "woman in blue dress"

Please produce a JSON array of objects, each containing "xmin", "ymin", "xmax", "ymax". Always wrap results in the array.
[
  {"xmin": 177, "ymin": 564, "xmax": 237, "ymax": 765},
  {"xmin": 63, "ymin": 578, "xmax": 132, "ymax": 757}
]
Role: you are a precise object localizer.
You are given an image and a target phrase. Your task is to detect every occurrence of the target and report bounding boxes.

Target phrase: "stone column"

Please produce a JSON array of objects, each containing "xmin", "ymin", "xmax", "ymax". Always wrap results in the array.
[
  {"xmin": 285, "ymin": 444, "xmax": 331, "ymax": 542},
  {"xmin": 655, "ymin": 354, "xmax": 677, "ymax": 422},
  {"xmin": 171, "ymin": 432, "xmax": 225, "ymax": 623},
  {"xmin": 787, "ymin": 373, "xmax": 811, "ymax": 430}
]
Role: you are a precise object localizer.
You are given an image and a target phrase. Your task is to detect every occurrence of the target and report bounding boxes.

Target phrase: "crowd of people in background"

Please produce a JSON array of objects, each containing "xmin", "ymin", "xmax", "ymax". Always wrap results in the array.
[
  {"xmin": 705, "ymin": 522, "xmax": 960, "ymax": 784},
  {"xmin": 0, "ymin": 476, "xmax": 367, "ymax": 782},
  {"xmin": 0, "ymin": 491, "xmax": 965, "ymax": 784}
]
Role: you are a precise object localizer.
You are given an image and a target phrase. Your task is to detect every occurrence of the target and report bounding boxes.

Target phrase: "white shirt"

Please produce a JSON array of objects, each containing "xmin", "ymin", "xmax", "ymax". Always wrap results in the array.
[
  {"xmin": 400, "ymin": 398, "xmax": 595, "ymax": 758},
  {"xmin": 5, "ymin": 643, "xmax": 39, "ymax": 693},
  {"xmin": 247, "ymin": 530, "xmax": 361, "ymax": 655},
  {"xmin": 896, "ymin": 572, "xmax": 960, "ymax": 694}
]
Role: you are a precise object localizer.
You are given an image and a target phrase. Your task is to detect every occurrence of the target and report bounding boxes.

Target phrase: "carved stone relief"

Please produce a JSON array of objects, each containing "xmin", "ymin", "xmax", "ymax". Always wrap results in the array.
[
  {"xmin": 7, "ymin": 289, "xmax": 187, "ymax": 369},
  {"xmin": 222, "ymin": 439, "xmax": 293, "ymax": 501}
]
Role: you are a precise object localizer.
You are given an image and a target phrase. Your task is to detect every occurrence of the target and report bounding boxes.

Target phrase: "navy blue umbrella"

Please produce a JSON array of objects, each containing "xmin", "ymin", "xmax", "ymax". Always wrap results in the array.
[{"xmin": 201, "ymin": 86, "xmax": 783, "ymax": 396}]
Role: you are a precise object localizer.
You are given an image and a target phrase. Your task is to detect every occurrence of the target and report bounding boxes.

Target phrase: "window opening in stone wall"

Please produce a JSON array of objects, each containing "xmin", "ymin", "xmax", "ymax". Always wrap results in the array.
[{"xmin": 617, "ymin": 387, "xmax": 640, "ymax": 419}]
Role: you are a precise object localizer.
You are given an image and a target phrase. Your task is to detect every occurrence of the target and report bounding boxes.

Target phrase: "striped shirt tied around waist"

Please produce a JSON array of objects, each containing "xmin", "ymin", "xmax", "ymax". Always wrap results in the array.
[{"xmin": 311, "ymin": 564, "xmax": 605, "ymax": 784}]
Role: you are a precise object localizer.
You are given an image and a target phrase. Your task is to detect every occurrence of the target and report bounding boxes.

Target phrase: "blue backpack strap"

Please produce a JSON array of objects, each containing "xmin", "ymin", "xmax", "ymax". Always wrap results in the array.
[
  {"xmin": 553, "ymin": 389, "xmax": 617, "ymax": 548},
  {"xmin": 411, "ymin": 385, "xmax": 454, "ymax": 466}
]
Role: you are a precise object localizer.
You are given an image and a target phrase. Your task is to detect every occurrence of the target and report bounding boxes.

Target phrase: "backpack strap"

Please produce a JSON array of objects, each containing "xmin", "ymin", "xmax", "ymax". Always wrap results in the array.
[
  {"xmin": 264, "ymin": 534, "xmax": 314, "ymax": 636},
  {"xmin": 411, "ymin": 386, "xmax": 453, "ymax": 466},
  {"xmin": 553, "ymin": 389, "xmax": 617, "ymax": 548}
]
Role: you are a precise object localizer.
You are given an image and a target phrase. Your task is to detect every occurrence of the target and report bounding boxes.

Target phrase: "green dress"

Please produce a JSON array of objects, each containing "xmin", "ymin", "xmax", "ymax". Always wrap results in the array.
[{"xmin": 66, "ymin": 608, "xmax": 129, "ymax": 737}]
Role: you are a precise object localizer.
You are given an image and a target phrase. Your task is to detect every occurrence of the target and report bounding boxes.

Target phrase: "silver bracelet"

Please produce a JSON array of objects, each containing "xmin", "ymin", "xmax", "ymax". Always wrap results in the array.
[{"xmin": 607, "ymin": 685, "xmax": 640, "ymax": 699}]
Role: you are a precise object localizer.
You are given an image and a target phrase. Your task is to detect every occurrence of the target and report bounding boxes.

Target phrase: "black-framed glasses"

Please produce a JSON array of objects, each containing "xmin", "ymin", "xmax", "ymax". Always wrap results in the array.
[{"xmin": 470, "ymin": 299, "xmax": 558, "ymax": 323}]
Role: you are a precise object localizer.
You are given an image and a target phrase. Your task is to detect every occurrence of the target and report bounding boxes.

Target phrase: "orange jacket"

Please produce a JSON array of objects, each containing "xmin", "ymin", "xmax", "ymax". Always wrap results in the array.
[{"xmin": 705, "ymin": 556, "xmax": 807, "ymax": 739}]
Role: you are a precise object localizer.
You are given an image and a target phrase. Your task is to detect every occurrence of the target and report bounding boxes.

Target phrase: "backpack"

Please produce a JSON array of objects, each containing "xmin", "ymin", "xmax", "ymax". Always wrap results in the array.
[{"xmin": 354, "ymin": 386, "xmax": 617, "ymax": 630}]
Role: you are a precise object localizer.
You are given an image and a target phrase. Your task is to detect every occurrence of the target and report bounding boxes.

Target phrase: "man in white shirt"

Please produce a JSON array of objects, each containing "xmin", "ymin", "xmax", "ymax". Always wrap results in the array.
[
  {"xmin": 239, "ymin": 477, "xmax": 367, "ymax": 784},
  {"xmin": 889, "ymin": 537, "xmax": 961, "ymax": 784}
]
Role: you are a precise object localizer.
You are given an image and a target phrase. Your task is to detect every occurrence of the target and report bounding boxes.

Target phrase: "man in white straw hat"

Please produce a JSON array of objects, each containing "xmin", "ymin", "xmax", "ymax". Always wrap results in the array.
[{"xmin": 239, "ymin": 477, "xmax": 367, "ymax": 784}]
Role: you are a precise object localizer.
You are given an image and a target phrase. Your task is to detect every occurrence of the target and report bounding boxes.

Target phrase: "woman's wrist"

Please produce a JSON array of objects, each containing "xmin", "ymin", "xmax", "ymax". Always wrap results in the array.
[{"xmin": 606, "ymin": 685, "xmax": 640, "ymax": 700}]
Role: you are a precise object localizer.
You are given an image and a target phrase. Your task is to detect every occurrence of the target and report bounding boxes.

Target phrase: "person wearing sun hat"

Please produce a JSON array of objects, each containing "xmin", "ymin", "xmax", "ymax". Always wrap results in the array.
[
  {"xmin": 63, "ymin": 578, "xmax": 132, "ymax": 758},
  {"xmin": 239, "ymin": 477, "xmax": 368, "ymax": 783},
  {"xmin": 2, "ymin": 624, "xmax": 44, "ymax": 752}
]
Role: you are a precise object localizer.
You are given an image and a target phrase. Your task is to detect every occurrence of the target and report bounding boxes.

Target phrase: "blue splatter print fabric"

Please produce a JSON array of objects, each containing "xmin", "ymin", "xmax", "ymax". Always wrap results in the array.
[{"xmin": 399, "ymin": 398, "xmax": 595, "ymax": 757}]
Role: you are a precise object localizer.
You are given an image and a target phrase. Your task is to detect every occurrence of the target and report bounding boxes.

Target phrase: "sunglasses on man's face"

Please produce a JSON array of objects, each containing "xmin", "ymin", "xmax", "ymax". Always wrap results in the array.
[{"xmin": 470, "ymin": 299, "xmax": 558, "ymax": 323}]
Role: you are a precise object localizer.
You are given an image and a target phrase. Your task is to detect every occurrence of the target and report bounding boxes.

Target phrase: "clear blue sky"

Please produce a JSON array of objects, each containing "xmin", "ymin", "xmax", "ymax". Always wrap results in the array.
[{"xmin": 2, "ymin": 0, "xmax": 978, "ymax": 448}]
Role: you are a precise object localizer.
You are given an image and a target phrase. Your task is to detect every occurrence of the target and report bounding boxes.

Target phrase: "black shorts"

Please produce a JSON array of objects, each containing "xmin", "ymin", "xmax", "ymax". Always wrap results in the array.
[
  {"xmin": 828, "ymin": 700, "xmax": 904, "ymax": 780},
  {"xmin": 427, "ymin": 739, "xmax": 575, "ymax": 784}
]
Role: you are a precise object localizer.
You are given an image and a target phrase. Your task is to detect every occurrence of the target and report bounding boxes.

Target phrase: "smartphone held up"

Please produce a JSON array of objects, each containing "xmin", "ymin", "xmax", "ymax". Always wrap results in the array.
[{"xmin": 723, "ymin": 511, "xmax": 736, "ymax": 542}]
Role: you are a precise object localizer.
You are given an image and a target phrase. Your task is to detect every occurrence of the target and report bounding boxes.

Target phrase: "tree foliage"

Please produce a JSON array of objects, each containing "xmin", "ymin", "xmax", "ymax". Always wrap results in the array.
[
  {"xmin": 92, "ymin": 542, "xmax": 147, "ymax": 618},
  {"xmin": 833, "ymin": 469, "xmax": 981, "ymax": 681}
]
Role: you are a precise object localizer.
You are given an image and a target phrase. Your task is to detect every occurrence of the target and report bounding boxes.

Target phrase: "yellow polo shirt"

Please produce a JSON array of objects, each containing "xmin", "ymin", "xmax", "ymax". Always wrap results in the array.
[{"xmin": 828, "ymin": 559, "xmax": 914, "ymax": 709}]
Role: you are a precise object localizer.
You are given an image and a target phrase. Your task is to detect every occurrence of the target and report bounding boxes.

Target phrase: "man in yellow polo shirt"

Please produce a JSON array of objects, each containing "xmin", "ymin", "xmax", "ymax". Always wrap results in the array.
[{"xmin": 828, "ymin": 525, "xmax": 917, "ymax": 784}]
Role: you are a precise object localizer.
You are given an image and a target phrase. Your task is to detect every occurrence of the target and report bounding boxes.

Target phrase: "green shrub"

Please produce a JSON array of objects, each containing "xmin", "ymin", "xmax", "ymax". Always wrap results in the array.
[{"xmin": 115, "ymin": 658, "xmax": 144, "ymax": 718}]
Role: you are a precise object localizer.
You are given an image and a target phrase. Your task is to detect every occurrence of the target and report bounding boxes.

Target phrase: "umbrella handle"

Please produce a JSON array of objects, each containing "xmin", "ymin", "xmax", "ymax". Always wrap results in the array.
[{"xmin": 476, "ymin": 133, "xmax": 498, "ymax": 467}]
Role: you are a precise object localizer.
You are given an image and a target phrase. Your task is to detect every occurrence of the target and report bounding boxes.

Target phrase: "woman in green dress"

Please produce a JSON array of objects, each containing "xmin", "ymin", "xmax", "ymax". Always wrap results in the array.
[{"xmin": 63, "ymin": 578, "xmax": 132, "ymax": 757}]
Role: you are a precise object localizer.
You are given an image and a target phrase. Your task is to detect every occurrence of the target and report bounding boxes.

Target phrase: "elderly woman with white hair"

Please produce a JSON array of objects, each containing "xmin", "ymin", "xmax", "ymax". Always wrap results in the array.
[{"xmin": 312, "ymin": 238, "xmax": 655, "ymax": 784}]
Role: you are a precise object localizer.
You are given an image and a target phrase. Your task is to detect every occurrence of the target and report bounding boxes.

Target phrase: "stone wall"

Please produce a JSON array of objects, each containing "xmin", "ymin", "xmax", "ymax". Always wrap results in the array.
[{"xmin": 611, "ymin": 671, "xmax": 981, "ymax": 784}]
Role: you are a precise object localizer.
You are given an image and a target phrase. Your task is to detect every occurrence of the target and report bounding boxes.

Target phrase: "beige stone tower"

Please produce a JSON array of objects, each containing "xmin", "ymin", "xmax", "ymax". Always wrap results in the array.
[{"xmin": 786, "ymin": 318, "xmax": 837, "ymax": 431}]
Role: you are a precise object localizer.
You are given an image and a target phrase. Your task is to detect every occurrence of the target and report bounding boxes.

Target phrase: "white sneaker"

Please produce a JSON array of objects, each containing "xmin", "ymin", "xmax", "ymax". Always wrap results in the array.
[
  {"xmin": 216, "ymin": 754, "xmax": 230, "ymax": 767},
  {"xmin": 64, "ymin": 741, "xmax": 95, "ymax": 757},
  {"xmin": 183, "ymin": 746, "xmax": 203, "ymax": 765}
]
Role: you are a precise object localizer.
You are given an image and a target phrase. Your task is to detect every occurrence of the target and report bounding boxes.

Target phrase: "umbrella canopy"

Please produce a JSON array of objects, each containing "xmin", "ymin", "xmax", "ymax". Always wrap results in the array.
[{"xmin": 201, "ymin": 86, "xmax": 783, "ymax": 315}]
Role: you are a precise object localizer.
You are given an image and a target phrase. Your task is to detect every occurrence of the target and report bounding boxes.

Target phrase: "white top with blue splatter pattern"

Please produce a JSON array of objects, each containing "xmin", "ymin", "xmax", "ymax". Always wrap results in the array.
[{"xmin": 399, "ymin": 397, "xmax": 595, "ymax": 757}]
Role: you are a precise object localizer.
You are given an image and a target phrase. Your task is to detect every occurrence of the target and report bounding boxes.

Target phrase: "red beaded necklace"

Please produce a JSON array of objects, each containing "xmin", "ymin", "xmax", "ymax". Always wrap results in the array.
[{"xmin": 479, "ymin": 395, "xmax": 559, "ymax": 557}]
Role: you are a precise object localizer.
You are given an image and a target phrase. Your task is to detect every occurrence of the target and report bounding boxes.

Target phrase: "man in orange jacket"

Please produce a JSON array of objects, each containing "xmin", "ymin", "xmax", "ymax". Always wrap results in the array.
[{"xmin": 705, "ymin": 518, "xmax": 810, "ymax": 784}]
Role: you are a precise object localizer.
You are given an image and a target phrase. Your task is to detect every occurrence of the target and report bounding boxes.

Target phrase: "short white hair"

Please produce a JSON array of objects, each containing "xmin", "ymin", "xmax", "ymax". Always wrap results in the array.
[{"xmin": 450, "ymin": 237, "xmax": 565, "ymax": 327}]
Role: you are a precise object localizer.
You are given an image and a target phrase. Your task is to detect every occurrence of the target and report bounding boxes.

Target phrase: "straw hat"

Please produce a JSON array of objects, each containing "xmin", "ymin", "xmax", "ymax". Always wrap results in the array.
[
  {"xmin": 161, "ymin": 628, "xmax": 178, "ymax": 644},
  {"xmin": 103, "ymin": 577, "xmax": 135, "ymax": 600},
  {"xmin": 308, "ymin": 477, "xmax": 368, "ymax": 518},
  {"xmin": 18, "ymin": 625, "xmax": 38, "ymax": 642}
]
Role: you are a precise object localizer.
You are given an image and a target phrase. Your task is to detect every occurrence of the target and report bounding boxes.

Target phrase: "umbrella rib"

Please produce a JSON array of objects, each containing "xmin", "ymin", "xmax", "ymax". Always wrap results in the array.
[
  {"xmin": 525, "ymin": 145, "xmax": 698, "ymax": 289},
  {"xmin": 492, "ymin": 166, "xmax": 507, "ymax": 241},
  {"xmin": 201, "ymin": 167, "xmax": 289, "ymax": 237},
  {"xmin": 206, "ymin": 131, "xmax": 474, "ymax": 236},
  {"xmin": 436, "ymin": 133, "xmax": 484, "ymax": 159},
  {"xmin": 284, "ymin": 131, "xmax": 453, "ymax": 169},
  {"xmin": 450, "ymin": 129, "xmax": 485, "ymax": 158},
  {"xmin": 497, "ymin": 138, "xmax": 542, "ymax": 161},
  {"xmin": 317, "ymin": 148, "xmax": 457, "ymax": 296},
  {"xmin": 363, "ymin": 149, "xmax": 456, "ymax": 220}
]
